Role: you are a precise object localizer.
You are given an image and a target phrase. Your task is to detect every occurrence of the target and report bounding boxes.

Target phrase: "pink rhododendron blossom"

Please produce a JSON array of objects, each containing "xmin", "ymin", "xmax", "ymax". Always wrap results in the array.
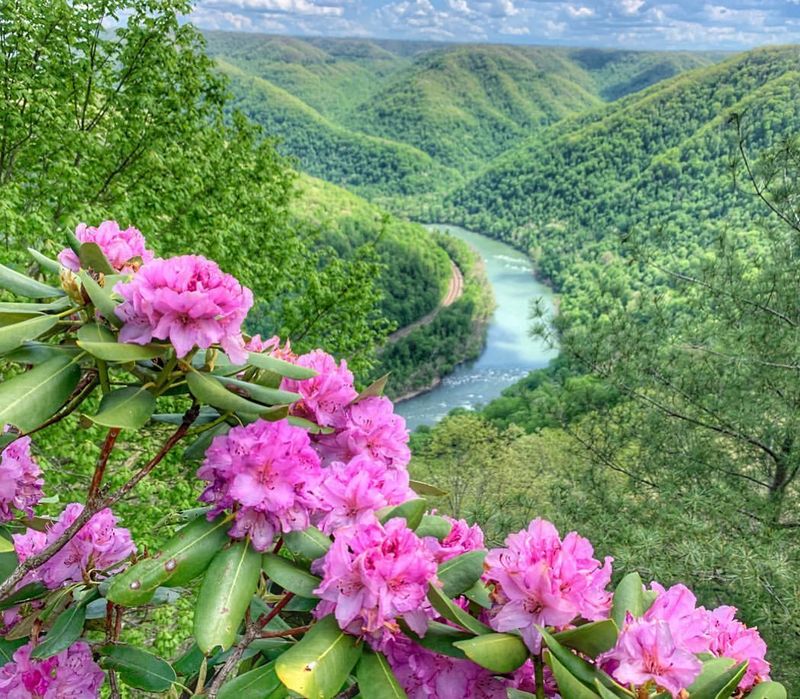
[
  {"xmin": 383, "ymin": 634, "xmax": 508, "ymax": 699},
  {"xmin": 603, "ymin": 616, "xmax": 702, "ymax": 697},
  {"xmin": 484, "ymin": 518, "xmax": 612, "ymax": 651},
  {"xmin": 0, "ymin": 434, "xmax": 43, "ymax": 522},
  {"xmin": 245, "ymin": 334, "xmax": 296, "ymax": 361},
  {"xmin": 281, "ymin": 350, "xmax": 357, "ymax": 428},
  {"xmin": 706, "ymin": 605, "xmax": 770, "ymax": 689},
  {"xmin": 507, "ymin": 659, "xmax": 560, "ymax": 698},
  {"xmin": 317, "ymin": 455, "xmax": 414, "ymax": 535},
  {"xmin": 643, "ymin": 582, "xmax": 709, "ymax": 653},
  {"xmin": 115, "ymin": 255, "xmax": 253, "ymax": 362},
  {"xmin": 13, "ymin": 503, "xmax": 134, "ymax": 589},
  {"xmin": 0, "ymin": 639, "xmax": 104, "ymax": 698},
  {"xmin": 422, "ymin": 516, "xmax": 485, "ymax": 564},
  {"xmin": 314, "ymin": 518, "xmax": 437, "ymax": 638},
  {"xmin": 197, "ymin": 419, "xmax": 323, "ymax": 552},
  {"xmin": 315, "ymin": 396, "xmax": 411, "ymax": 468},
  {"xmin": 58, "ymin": 220, "xmax": 154, "ymax": 274}
]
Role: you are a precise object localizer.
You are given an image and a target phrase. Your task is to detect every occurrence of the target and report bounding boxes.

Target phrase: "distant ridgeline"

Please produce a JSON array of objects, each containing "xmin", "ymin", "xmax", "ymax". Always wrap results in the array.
[{"xmin": 203, "ymin": 31, "xmax": 725, "ymax": 206}]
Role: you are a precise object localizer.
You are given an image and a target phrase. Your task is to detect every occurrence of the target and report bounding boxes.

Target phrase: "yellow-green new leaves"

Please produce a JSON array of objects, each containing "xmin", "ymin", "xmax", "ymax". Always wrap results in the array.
[
  {"xmin": 194, "ymin": 541, "xmax": 261, "ymax": 653},
  {"xmin": 275, "ymin": 615, "xmax": 362, "ymax": 699}
]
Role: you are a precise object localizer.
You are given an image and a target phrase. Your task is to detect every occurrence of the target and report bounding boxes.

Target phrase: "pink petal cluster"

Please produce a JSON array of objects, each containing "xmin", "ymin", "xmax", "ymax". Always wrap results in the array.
[
  {"xmin": 603, "ymin": 616, "xmax": 702, "ymax": 697},
  {"xmin": 317, "ymin": 454, "xmax": 415, "ymax": 535},
  {"xmin": 58, "ymin": 220, "xmax": 154, "ymax": 273},
  {"xmin": 507, "ymin": 660, "xmax": 561, "ymax": 698},
  {"xmin": 115, "ymin": 254, "xmax": 253, "ymax": 363},
  {"xmin": 0, "ymin": 434, "xmax": 43, "ymax": 522},
  {"xmin": 422, "ymin": 516, "xmax": 485, "ymax": 564},
  {"xmin": 245, "ymin": 334, "xmax": 296, "ymax": 361},
  {"xmin": 383, "ymin": 634, "xmax": 508, "ymax": 699},
  {"xmin": 0, "ymin": 639, "xmax": 104, "ymax": 698},
  {"xmin": 314, "ymin": 518, "xmax": 437, "ymax": 638},
  {"xmin": 281, "ymin": 350, "xmax": 358, "ymax": 428},
  {"xmin": 484, "ymin": 518, "xmax": 613, "ymax": 651},
  {"xmin": 197, "ymin": 419, "xmax": 323, "ymax": 552},
  {"xmin": 13, "ymin": 503, "xmax": 135, "ymax": 589},
  {"xmin": 706, "ymin": 606, "xmax": 770, "ymax": 689},
  {"xmin": 315, "ymin": 396, "xmax": 411, "ymax": 469},
  {"xmin": 643, "ymin": 582, "xmax": 710, "ymax": 653}
]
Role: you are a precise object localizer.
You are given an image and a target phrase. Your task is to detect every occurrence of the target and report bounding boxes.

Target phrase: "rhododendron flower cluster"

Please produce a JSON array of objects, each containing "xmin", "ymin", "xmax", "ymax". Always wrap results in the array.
[
  {"xmin": 198, "ymin": 419, "xmax": 324, "ymax": 552},
  {"xmin": 484, "ymin": 518, "xmax": 613, "ymax": 651},
  {"xmin": 13, "ymin": 503, "xmax": 134, "ymax": 589},
  {"xmin": 282, "ymin": 349, "xmax": 358, "ymax": 428},
  {"xmin": 314, "ymin": 518, "xmax": 437, "ymax": 638},
  {"xmin": 317, "ymin": 454, "xmax": 414, "ymax": 534},
  {"xmin": 58, "ymin": 220, "xmax": 154, "ymax": 273},
  {"xmin": 115, "ymin": 254, "xmax": 253, "ymax": 362},
  {"xmin": 0, "ymin": 639, "xmax": 104, "ymax": 698},
  {"xmin": 706, "ymin": 605, "xmax": 770, "ymax": 690},
  {"xmin": 245, "ymin": 333, "xmax": 295, "ymax": 360},
  {"xmin": 422, "ymin": 515, "xmax": 485, "ymax": 563},
  {"xmin": 0, "ymin": 434, "xmax": 43, "ymax": 522}
]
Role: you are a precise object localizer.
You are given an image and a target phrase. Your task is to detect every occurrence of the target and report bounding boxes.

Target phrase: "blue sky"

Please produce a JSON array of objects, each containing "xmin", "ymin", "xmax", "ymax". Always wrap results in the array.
[{"xmin": 190, "ymin": 0, "xmax": 800, "ymax": 49}]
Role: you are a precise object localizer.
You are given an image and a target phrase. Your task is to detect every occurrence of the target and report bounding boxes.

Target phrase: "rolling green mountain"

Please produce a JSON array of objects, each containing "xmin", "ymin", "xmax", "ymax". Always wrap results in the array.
[{"xmin": 203, "ymin": 32, "xmax": 724, "ymax": 196}]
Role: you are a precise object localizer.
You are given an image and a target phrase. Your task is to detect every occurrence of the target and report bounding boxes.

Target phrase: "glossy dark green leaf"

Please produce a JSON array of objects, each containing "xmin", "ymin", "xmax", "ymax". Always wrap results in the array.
[
  {"xmin": 0, "ymin": 263, "xmax": 65, "ymax": 298},
  {"xmin": 247, "ymin": 352, "xmax": 317, "ymax": 379},
  {"xmin": 283, "ymin": 526, "xmax": 331, "ymax": 561},
  {"xmin": 215, "ymin": 374, "xmax": 300, "ymax": 405},
  {"xmin": 357, "ymin": 650, "xmax": 408, "ymax": 699},
  {"xmin": 218, "ymin": 661, "xmax": 284, "ymax": 699},
  {"xmin": 76, "ymin": 322, "xmax": 116, "ymax": 344},
  {"xmin": 0, "ymin": 315, "xmax": 58, "ymax": 355},
  {"xmin": 262, "ymin": 553, "xmax": 320, "ymax": 598},
  {"xmin": 463, "ymin": 580, "xmax": 492, "ymax": 608},
  {"xmin": 553, "ymin": 619, "xmax": 618, "ymax": 657},
  {"xmin": 379, "ymin": 499, "xmax": 427, "ymax": 530},
  {"xmin": 275, "ymin": 615, "xmax": 362, "ymax": 699},
  {"xmin": 610, "ymin": 572, "xmax": 644, "ymax": 629},
  {"xmin": 546, "ymin": 651, "xmax": 601, "ymax": 699},
  {"xmin": 398, "ymin": 619, "xmax": 470, "ymax": 658},
  {"xmin": 414, "ymin": 514, "xmax": 452, "ymax": 539},
  {"xmin": 99, "ymin": 643, "xmax": 177, "ymax": 692},
  {"xmin": 0, "ymin": 582, "xmax": 48, "ymax": 610},
  {"xmin": 453, "ymin": 633, "xmax": 528, "ymax": 673},
  {"xmin": 187, "ymin": 370, "xmax": 279, "ymax": 416},
  {"xmin": 5, "ymin": 342, "xmax": 81, "ymax": 365},
  {"xmin": 78, "ymin": 242, "xmax": 115, "ymax": 274},
  {"xmin": 0, "ymin": 355, "xmax": 81, "ymax": 431},
  {"xmin": 437, "ymin": 550, "xmax": 486, "ymax": 597},
  {"xmin": 426, "ymin": 584, "xmax": 491, "ymax": 636},
  {"xmin": 88, "ymin": 386, "xmax": 156, "ymax": 429},
  {"xmin": 27, "ymin": 248, "xmax": 63, "ymax": 274},
  {"xmin": 30, "ymin": 605, "xmax": 86, "ymax": 659},
  {"xmin": 194, "ymin": 541, "xmax": 262, "ymax": 653},
  {"xmin": 183, "ymin": 422, "xmax": 231, "ymax": 462},
  {"xmin": 78, "ymin": 270, "xmax": 121, "ymax": 325},
  {"xmin": 0, "ymin": 637, "xmax": 26, "ymax": 664},
  {"xmin": 687, "ymin": 658, "xmax": 747, "ymax": 699},
  {"xmin": 77, "ymin": 339, "xmax": 166, "ymax": 362}
]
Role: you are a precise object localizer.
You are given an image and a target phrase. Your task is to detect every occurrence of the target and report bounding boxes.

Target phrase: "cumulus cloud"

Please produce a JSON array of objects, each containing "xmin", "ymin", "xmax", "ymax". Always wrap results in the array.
[{"xmin": 190, "ymin": 0, "xmax": 800, "ymax": 48}]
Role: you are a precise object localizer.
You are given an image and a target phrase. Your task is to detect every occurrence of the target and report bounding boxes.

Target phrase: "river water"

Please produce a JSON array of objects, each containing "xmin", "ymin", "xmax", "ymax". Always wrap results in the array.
[{"xmin": 395, "ymin": 224, "xmax": 557, "ymax": 430}]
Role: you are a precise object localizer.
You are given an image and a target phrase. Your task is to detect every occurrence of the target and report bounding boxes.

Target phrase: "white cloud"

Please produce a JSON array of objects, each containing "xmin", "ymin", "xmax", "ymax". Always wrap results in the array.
[
  {"xmin": 619, "ymin": 0, "xmax": 645, "ymax": 14},
  {"xmin": 566, "ymin": 5, "xmax": 594, "ymax": 18},
  {"xmin": 204, "ymin": 0, "xmax": 345, "ymax": 16}
]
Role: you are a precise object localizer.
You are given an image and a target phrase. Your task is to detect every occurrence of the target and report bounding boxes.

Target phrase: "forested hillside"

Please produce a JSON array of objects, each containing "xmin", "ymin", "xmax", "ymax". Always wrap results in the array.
[{"xmin": 204, "ymin": 31, "xmax": 723, "ymax": 198}]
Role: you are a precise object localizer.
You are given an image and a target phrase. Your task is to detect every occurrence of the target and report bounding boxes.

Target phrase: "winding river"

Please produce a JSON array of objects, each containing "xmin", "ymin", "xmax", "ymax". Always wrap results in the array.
[{"xmin": 395, "ymin": 224, "xmax": 557, "ymax": 430}]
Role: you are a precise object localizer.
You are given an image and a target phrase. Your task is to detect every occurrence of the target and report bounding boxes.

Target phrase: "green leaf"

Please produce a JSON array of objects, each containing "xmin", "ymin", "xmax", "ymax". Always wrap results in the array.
[
  {"xmin": 437, "ymin": 550, "xmax": 486, "ymax": 597},
  {"xmin": 379, "ymin": 499, "xmax": 427, "ymax": 530},
  {"xmin": 398, "ymin": 619, "xmax": 470, "ymax": 658},
  {"xmin": 262, "ymin": 553, "xmax": 321, "ymax": 598},
  {"xmin": 426, "ymin": 583, "xmax": 491, "ymax": 636},
  {"xmin": 215, "ymin": 374, "xmax": 301, "ymax": 405},
  {"xmin": 594, "ymin": 680, "xmax": 622, "ymax": 699},
  {"xmin": 746, "ymin": 682, "xmax": 788, "ymax": 699},
  {"xmin": 76, "ymin": 322, "xmax": 116, "ymax": 344},
  {"xmin": 99, "ymin": 644, "xmax": 177, "ymax": 692},
  {"xmin": 283, "ymin": 526, "xmax": 331, "ymax": 562},
  {"xmin": 610, "ymin": 572, "xmax": 644, "ymax": 629},
  {"xmin": 0, "ymin": 355, "xmax": 81, "ymax": 431},
  {"xmin": 5, "ymin": 342, "xmax": 81, "ymax": 365},
  {"xmin": 248, "ymin": 352, "xmax": 317, "ymax": 379},
  {"xmin": 508, "ymin": 690, "xmax": 537, "ymax": 699},
  {"xmin": 194, "ymin": 541, "xmax": 262, "ymax": 653},
  {"xmin": 88, "ymin": 386, "xmax": 156, "ymax": 430},
  {"xmin": 408, "ymin": 480, "xmax": 447, "ymax": 497},
  {"xmin": 77, "ymin": 340, "xmax": 167, "ymax": 362},
  {"xmin": 287, "ymin": 415, "xmax": 331, "ymax": 434},
  {"xmin": 553, "ymin": 619, "xmax": 618, "ymax": 657},
  {"xmin": 0, "ymin": 263, "xmax": 64, "ymax": 298},
  {"xmin": 27, "ymin": 248, "xmax": 63, "ymax": 274},
  {"xmin": 0, "ymin": 581, "xmax": 47, "ymax": 611},
  {"xmin": 414, "ymin": 514, "xmax": 452, "ymax": 539},
  {"xmin": 218, "ymin": 661, "xmax": 284, "ymax": 699},
  {"xmin": 353, "ymin": 374, "xmax": 389, "ymax": 403},
  {"xmin": 453, "ymin": 633, "xmax": 528, "ymax": 673},
  {"xmin": 357, "ymin": 650, "xmax": 408, "ymax": 699},
  {"xmin": 78, "ymin": 242, "xmax": 115, "ymax": 275},
  {"xmin": 687, "ymin": 658, "xmax": 747, "ymax": 699},
  {"xmin": 107, "ymin": 515, "xmax": 231, "ymax": 606},
  {"xmin": 187, "ymin": 370, "xmax": 281, "ymax": 417},
  {"xmin": 546, "ymin": 651, "xmax": 601, "ymax": 699},
  {"xmin": 30, "ymin": 605, "xmax": 86, "ymax": 659},
  {"xmin": 463, "ymin": 580, "xmax": 492, "ymax": 608},
  {"xmin": 275, "ymin": 615, "xmax": 362, "ymax": 699},
  {"xmin": 0, "ymin": 637, "xmax": 25, "ymax": 665},
  {"xmin": 0, "ymin": 315, "xmax": 58, "ymax": 355},
  {"xmin": 78, "ymin": 270, "xmax": 121, "ymax": 325},
  {"xmin": 183, "ymin": 423, "xmax": 231, "ymax": 462}
]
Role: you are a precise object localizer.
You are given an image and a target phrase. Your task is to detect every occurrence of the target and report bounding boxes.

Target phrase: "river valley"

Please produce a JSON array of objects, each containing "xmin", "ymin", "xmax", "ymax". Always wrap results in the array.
[{"xmin": 395, "ymin": 224, "xmax": 557, "ymax": 430}]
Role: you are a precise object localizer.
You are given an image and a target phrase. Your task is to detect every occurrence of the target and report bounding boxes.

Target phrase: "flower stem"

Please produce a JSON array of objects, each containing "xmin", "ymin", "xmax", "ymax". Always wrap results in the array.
[{"xmin": 534, "ymin": 652, "xmax": 545, "ymax": 699}]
